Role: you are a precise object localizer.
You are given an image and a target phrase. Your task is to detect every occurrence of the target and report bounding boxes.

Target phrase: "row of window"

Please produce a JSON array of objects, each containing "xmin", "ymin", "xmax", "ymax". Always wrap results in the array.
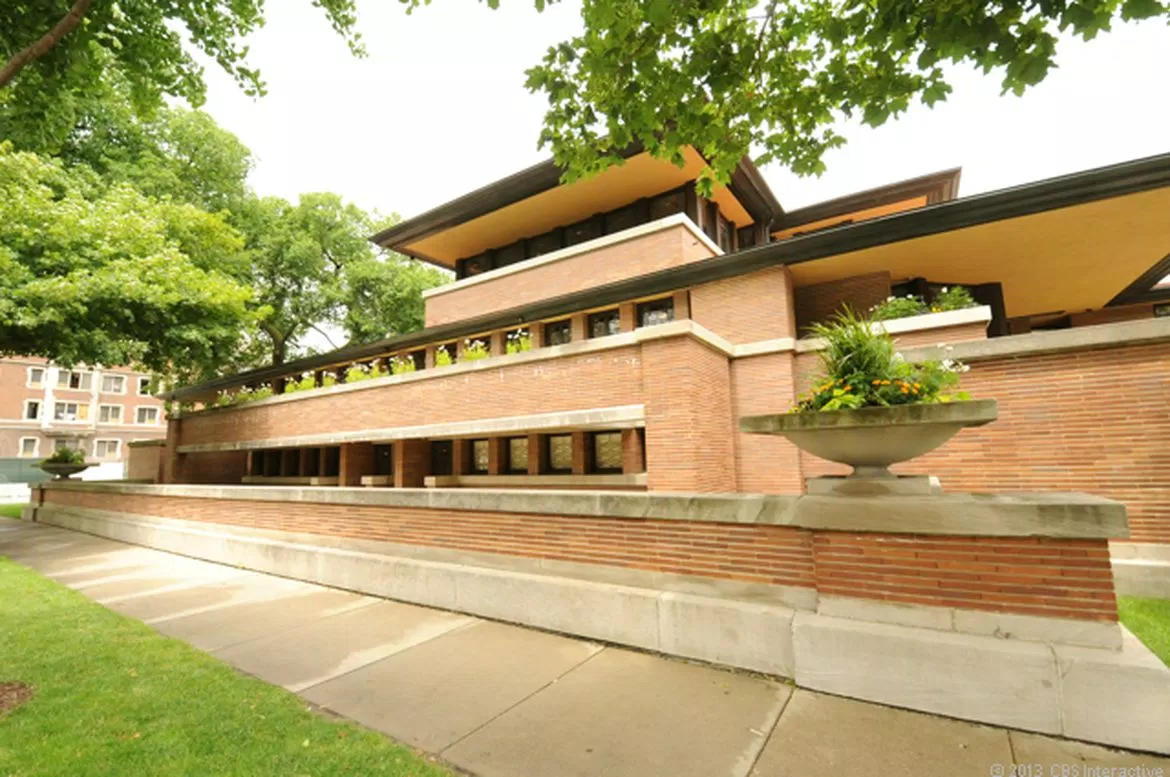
[
  {"xmin": 22, "ymin": 400, "xmax": 160, "ymax": 425},
  {"xmin": 463, "ymin": 431, "xmax": 624, "ymax": 475},
  {"xmin": 18, "ymin": 437, "xmax": 127, "ymax": 459},
  {"xmin": 26, "ymin": 367, "xmax": 152, "ymax": 396}
]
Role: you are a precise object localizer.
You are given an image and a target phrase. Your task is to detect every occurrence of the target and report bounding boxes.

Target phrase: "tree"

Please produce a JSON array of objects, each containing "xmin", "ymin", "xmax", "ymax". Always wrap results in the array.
[
  {"xmin": 0, "ymin": 0, "xmax": 363, "ymax": 142},
  {"xmin": 0, "ymin": 143, "xmax": 254, "ymax": 383},
  {"xmin": 516, "ymin": 0, "xmax": 1170, "ymax": 191},
  {"xmin": 342, "ymin": 253, "xmax": 449, "ymax": 345}
]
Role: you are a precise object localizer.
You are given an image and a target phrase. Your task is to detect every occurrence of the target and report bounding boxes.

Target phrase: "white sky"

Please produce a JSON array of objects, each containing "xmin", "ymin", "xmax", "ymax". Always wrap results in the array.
[{"xmin": 196, "ymin": 1, "xmax": 1170, "ymax": 218}]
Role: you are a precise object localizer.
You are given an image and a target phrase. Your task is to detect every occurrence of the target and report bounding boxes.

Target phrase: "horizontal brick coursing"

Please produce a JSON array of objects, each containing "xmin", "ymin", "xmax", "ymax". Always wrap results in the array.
[
  {"xmin": 45, "ymin": 489, "xmax": 815, "ymax": 587},
  {"xmin": 814, "ymin": 533, "xmax": 1118, "ymax": 622}
]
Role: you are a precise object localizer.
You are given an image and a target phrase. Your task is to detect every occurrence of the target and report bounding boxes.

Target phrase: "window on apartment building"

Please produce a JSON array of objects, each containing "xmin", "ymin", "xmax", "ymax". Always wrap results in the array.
[
  {"xmin": 637, "ymin": 297, "xmax": 675, "ymax": 328},
  {"xmin": 506, "ymin": 437, "xmax": 529, "ymax": 473},
  {"xmin": 136, "ymin": 407, "xmax": 160, "ymax": 425},
  {"xmin": 138, "ymin": 376, "xmax": 153, "ymax": 395},
  {"xmin": 471, "ymin": 439, "xmax": 490, "ymax": 474},
  {"xmin": 54, "ymin": 402, "xmax": 89, "ymax": 421},
  {"xmin": 94, "ymin": 439, "xmax": 122, "ymax": 460},
  {"xmin": 27, "ymin": 367, "xmax": 44, "ymax": 388},
  {"xmin": 53, "ymin": 438, "xmax": 79, "ymax": 453},
  {"xmin": 98, "ymin": 405, "xmax": 123, "ymax": 424},
  {"xmin": 543, "ymin": 319, "xmax": 572, "ymax": 346},
  {"xmin": 24, "ymin": 400, "xmax": 41, "ymax": 420},
  {"xmin": 591, "ymin": 431, "xmax": 623, "ymax": 474},
  {"xmin": 19, "ymin": 438, "xmax": 38, "ymax": 458},
  {"xmin": 546, "ymin": 434, "xmax": 573, "ymax": 474},
  {"xmin": 57, "ymin": 370, "xmax": 93, "ymax": 390},
  {"xmin": 588, "ymin": 309, "xmax": 621, "ymax": 339},
  {"xmin": 101, "ymin": 374, "xmax": 126, "ymax": 394}
]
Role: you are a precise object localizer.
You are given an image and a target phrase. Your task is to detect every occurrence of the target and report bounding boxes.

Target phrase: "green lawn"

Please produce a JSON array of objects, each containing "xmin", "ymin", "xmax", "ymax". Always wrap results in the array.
[
  {"xmin": 1119, "ymin": 595, "xmax": 1170, "ymax": 667},
  {"xmin": 0, "ymin": 557, "xmax": 450, "ymax": 777},
  {"xmin": 0, "ymin": 504, "xmax": 22, "ymax": 519}
]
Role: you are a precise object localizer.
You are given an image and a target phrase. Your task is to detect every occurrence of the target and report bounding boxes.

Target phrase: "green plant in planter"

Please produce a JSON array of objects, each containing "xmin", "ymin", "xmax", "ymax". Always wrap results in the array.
[
  {"xmin": 506, "ymin": 329, "xmax": 533, "ymax": 354},
  {"xmin": 389, "ymin": 355, "xmax": 416, "ymax": 375},
  {"xmin": 869, "ymin": 294, "xmax": 928, "ymax": 320},
  {"xmin": 794, "ymin": 308, "xmax": 969, "ymax": 412},
  {"xmin": 434, "ymin": 346, "xmax": 454, "ymax": 367},
  {"xmin": 930, "ymin": 285, "xmax": 978, "ymax": 312},
  {"xmin": 462, "ymin": 339, "xmax": 490, "ymax": 361},
  {"xmin": 42, "ymin": 446, "xmax": 86, "ymax": 465},
  {"xmin": 345, "ymin": 363, "xmax": 390, "ymax": 383}
]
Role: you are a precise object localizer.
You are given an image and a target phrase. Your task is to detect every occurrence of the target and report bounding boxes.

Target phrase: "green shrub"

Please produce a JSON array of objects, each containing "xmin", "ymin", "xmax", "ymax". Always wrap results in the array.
[
  {"xmin": 869, "ymin": 295, "xmax": 927, "ymax": 320},
  {"xmin": 505, "ymin": 329, "xmax": 533, "ymax": 354},
  {"xmin": 462, "ymin": 339, "xmax": 490, "ymax": 361},
  {"xmin": 389, "ymin": 355, "xmax": 416, "ymax": 375},
  {"xmin": 283, "ymin": 375, "xmax": 317, "ymax": 394},
  {"xmin": 794, "ymin": 308, "xmax": 970, "ymax": 412},
  {"xmin": 43, "ymin": 447, "xmax": 86, "ymax": 465},
  {"xmin": 930, "ymin": 285, "xmax": 978, "ymax": 312},
  {"xmin": 434, "ymin": 346, "xmax": 454, "ymax": 367},
  {"xmin": 345, "ymin": 364, "xmax": 389, "ymax": 383}
]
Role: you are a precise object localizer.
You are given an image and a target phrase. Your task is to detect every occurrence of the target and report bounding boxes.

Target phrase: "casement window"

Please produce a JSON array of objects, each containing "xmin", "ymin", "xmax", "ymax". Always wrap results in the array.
[
  {"xmin": 471, "ymin": 439, "xmax": 490, "ymax": 474},
  {"xmin": 138, "ymin": 376, "xmax": 153, "ymax": 395},
  {"xmin": 18, "ymin": 438, "xmax": 38, "ymax": 458},
  {"xmin": 54, "ymin": 402, "xmax": 89, "ymax": 421},
  {"xmin": 587, "ymin": 309, "xmax": 621, "ymax": 339},
  {"xmin": 637, "ymin": 297, "xmax": 675, "ymax": 328},
  {"xmin": 98, "ymin": 405, "xmax": 123, "ymax": 424},
  {"xmin": 543, "ymin": 319, "xmax": 572, "ymax": 346},
  {"xmin": 591, "ymin": 431, "xmax": 624, "ymax": 474},
  {"xmin": 101, "ymin": 374, "xmax": 126, "ymax": 394},
  {"xmin": 93, "ymin": 439, "xmax": 122, "ymax": 460},
  {"xmin": 546, "ymin": 434, "xmax": 573, "ymax": 474},
  {"xmin": 53, "ymin": 438, "xmax": 79, "ymax": 453},
  {"xmin": 27, "ymin": 367, "xmax": 44, "ymax": 388},
  {"xmin": 23, "ymin": 400, "xmax": 41, "ymax": 421},
  {"xmin": 57, "ymin": 370, "xmax": 93, "ymax": 390},
  {"xmin": 135, "ymin": 407, "xmax": 160, "ymax": 425},
  {"xmin": 506, "ymin": 437, "xmax": 529, "ymax": 474}
]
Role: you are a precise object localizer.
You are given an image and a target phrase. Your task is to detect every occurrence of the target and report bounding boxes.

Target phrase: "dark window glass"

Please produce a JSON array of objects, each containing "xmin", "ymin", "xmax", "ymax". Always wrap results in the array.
[
  {"xmin": 507, "ymin": 437, "xmax": 529, "ymax": 473},
  {"xmin": 544, "ymin": 319, "xmax": 572, "ymax": 346},
  {"xmin": 431, "ymin": 440, "xmax": 453, "ymax": 476},
  {"xmin": 547, "ymin": 435, "xmax": 573, "ymax": 473},
  {"xmin": 588, "ymin": 309, "xmax": 621, "ymax": 339},
  {"xmin": 591, "ymin": 432, "xmax": 623, "ymax": 473},
  {"xmin": 472, "ymin": 439, "xmax": 490, "ymax": 473},
  {"xmin": 637, "ymin": 297, "xmax": 675, "ymax": 328},
  {"xmin": 374, "ymin": 444, "xmax": 394, "ymax": 476}
]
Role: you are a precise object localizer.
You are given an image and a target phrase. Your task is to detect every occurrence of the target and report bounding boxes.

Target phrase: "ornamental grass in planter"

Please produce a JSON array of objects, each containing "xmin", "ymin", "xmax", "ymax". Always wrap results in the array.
[
  {"xmin": 39, "ymin": 447, "xmax": 90, "ymax": 480},
  {"xmin": 740, "ymin": 308, "xmax": 996, "ymax": 477}
]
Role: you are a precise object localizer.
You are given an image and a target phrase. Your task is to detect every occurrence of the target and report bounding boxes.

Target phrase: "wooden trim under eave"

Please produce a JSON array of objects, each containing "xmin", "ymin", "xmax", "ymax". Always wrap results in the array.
[{"xmin": 1107, "ymin": 252, "xmax": 1170, "ymax": 307}]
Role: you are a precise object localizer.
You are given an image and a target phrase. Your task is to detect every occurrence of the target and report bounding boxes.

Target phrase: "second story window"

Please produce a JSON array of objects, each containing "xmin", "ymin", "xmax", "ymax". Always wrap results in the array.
[
  {"xmin": 54, "ymin": 402, "xmax": 89, "ymax": 421},
  {"xmin": 471, "ymin": 439, "xmax": 490, "ymax": 474},
  {"xmin": 98, "ymin": 405, "xmax": 123, "ymax": 424},
  {"xmin": 547, "ymin": 434, "xmax": 573, "ymax": 473},
  {"xmin": 507, "ymin": 437, "xmax": 529, "ymax": 473},
  {"xmin": 544, "ymin": 319, "xmax": 572, "ymax": 346},
  {"xmin": 24, "ymin": 400, "xmax": 41, "ymax": 420},
  {"xmin": 57, "ymin": 370, "xmax": 92, "ymax": 391},
  {"xmin": 138, "ymin": 377, "xmax": 153, "ymax": 396},
  {"xmin": 101, "ymin": 374, "xmax": 126, "ymax": 394},
  {"xmin": 588, "ymin": 309, "xmax": 621, "ymax": 339},
  {"xmin": 27, "ymin": 367, "xmax": 44, "ymax": 388},
  {"xmin": 637, "ymin": 297, "xmax": 675, "ymax": 328},
  {"xmin": 136, "ymin": 407, "xmax": 160, "ymax": 425},
  {"xmin": 94, "ymin": 439, "xmax": 122, "ymax": 460}
]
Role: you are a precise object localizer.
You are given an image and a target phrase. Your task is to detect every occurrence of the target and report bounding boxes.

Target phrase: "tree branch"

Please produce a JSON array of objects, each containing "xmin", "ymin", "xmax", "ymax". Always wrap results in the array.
[
  {"xmin": 310, "ymin": 323, "xmax": 339, "ymax": 349},
  {"xmin": 0, "ymin": 0, "xmax": 95, "ymax": 89}
]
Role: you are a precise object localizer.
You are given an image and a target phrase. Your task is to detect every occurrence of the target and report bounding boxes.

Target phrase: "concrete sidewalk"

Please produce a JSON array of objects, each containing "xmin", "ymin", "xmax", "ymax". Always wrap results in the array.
[{"xmin": 2, "ymin": 517, "xmax": 1167, "ymax": 777}]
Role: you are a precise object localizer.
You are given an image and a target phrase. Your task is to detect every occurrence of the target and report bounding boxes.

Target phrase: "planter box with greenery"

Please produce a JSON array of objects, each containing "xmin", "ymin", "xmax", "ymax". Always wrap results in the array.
[
  {"xmin": 38, "ymin": 447, "xmax": 91, "ymax": 480},
  {"xmin": 740, "ymin": 309, "xmax": 997, "ymax": 478}
]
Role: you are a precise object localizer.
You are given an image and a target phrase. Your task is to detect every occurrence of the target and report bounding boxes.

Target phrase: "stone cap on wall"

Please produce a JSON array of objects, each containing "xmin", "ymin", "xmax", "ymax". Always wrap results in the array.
[{"xmin": 40, "ymin": 481, "xmax": 1128, "ymax": 540}]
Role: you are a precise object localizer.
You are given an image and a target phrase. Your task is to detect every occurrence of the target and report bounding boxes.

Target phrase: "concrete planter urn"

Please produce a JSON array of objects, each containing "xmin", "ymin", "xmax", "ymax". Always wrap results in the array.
[
  {"xmin": 739, "ymin": 399, "xmax": 998, "ymax": 478},
  {"xmin": 38, "ymin": 462, "xmax": 91, "ymax": 480}
]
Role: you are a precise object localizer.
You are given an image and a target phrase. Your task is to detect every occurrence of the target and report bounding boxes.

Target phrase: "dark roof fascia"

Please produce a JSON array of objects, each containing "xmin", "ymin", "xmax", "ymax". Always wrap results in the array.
[
  {"xmin": 166, "ymin": 151, "xmax": 1170, "ymax": 402},
  {"xmin": 775, "ymin": 168, "xmax": 963, "ymax": 231},
  {"xmin": 1107, "ymin": 252, "xmax": 1170, "ymax": 306},
  {"xmin": 727, "ymin": 156, "xmax": 784, "ymax": 224}
]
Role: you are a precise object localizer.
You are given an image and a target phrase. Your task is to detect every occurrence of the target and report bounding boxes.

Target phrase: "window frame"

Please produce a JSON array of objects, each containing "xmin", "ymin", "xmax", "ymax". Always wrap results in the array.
[
  {"xmin": 543, "ymin": 319, "xmax": 573, "ymax": 347},
  {"xmin": 57, "ymin": 369, "xmax": 93, "ymax": 391},
  {"xmin": 18, "ymin": 437, "xmax": 39, "ymax": 458},
  {"xmin": 98, "ymin": 404, "xmax": 124, "ymax": 424},
  {"xmin": 135, "ymin": 406, "xmax": 160, "ymax": 425},
  {"xmin": 545, "ymin": 434, "xmax": 574, "ymax": 474},
  {"xmin": 23, "ymin": 400, "xmax": 41, "ymax": 421},
  {"xmin": 53, "ymin": 401, "xmax": 89, "ymax": 421},
  {"xmin": 101, "ymin": 374, "xmax": 127, "ymax": 395},
  {"xmin": 506, "ymin": 436, "xmax": 529, "ymax": 474},
  {"xmin": 587, "ymin": 309, "xmax": 621, "ymax": 339},
  {"xmin": 137, "ymin": 376, "xmax": 153, "ymax": 396},
  {"xmin": 636, "ymin": 296, "xmax": 675, "ymax": 328},
  {"xmin": 590, "ymin": 431, "xmax": 624, "ymax": 474},
  {"xmin": 26, "ymin": 366, "xmax": 45, "ymax": 388},
  {"xmin": 471, "ymin": 439, "xmax": 490, "ymax": 474},
  {"xmin": 52, "ymin": 438, "xmax": 80, "ymax": 453},
  {"xmin": 93, "ymin": 439, "xmax": 122, "ymax": 460}
]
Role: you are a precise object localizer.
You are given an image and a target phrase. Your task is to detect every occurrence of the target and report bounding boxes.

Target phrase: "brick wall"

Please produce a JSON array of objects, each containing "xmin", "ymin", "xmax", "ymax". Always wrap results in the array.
[
  {"xmin": 424, "ymin": 223, "xmax": 718, "ymax": 327},
  {"xmin": 126, "ymin": 444, "xmax": 162, "ymax": 482},
  {"xmin": 813, "ymin": 533, "xmax": 1117, "ymax": 621},
  {"xmin": 690, "ymin": 266, "xmax": 797, "ymax": 343},
  {"xmin": 640, "ymin": 336, "xmax": 737, "ymax": 491},
  {"xmin": 730, "ymin": 352, "xmax": 803, "ymax": 494},
  {"xmin": 793, "ymin": 271, "xmax": 891, "ymax": 333},
  {"xmin": 45, "ymin": 487, "xmax": 1118, "ymax": 621}
]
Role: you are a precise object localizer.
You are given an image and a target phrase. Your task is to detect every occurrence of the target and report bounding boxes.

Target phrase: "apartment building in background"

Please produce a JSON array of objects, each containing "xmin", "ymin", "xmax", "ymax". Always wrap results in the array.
[{"xmin": 0, "ymin": 357, "xmax": 167, "ymax": 463}]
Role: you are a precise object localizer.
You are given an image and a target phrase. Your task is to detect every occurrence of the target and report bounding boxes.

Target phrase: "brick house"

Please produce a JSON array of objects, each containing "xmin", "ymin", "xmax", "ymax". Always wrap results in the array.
[{"xmin": 0, "ymin": 357, "xmax": 166, "ymax": 465}]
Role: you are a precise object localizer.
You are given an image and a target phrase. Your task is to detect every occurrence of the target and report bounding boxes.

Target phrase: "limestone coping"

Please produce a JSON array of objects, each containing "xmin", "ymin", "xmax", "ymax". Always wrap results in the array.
[
  {"xmin": 40, "ymin": 481, "xmax": 1128, "ymax": 539},
  {"xmin": 127, "ymin": 439, "xmax": 166, "ymax": 448}
]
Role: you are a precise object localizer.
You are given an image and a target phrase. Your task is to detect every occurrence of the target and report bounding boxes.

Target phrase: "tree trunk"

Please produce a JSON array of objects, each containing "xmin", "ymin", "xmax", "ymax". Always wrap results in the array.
[{"xmin": 0, "ymin": 0, "xmax": 95, "ymax": 89}]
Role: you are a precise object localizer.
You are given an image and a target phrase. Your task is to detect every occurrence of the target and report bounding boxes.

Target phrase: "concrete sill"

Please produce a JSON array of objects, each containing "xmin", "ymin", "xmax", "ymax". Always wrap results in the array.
[
  {"xmin": 241, "ymin": 475, "xmax": 340, "ymax": 486},
  {"xmin": 424, "ymin": 473, "xmax": 647, "ymax": 490}
]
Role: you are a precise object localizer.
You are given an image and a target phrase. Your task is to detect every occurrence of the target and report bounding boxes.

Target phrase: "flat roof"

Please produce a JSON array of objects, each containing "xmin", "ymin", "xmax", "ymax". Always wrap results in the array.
[{"xmin": 166, "ymin": 151, "xmax": 1170, "ymax": 401}]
